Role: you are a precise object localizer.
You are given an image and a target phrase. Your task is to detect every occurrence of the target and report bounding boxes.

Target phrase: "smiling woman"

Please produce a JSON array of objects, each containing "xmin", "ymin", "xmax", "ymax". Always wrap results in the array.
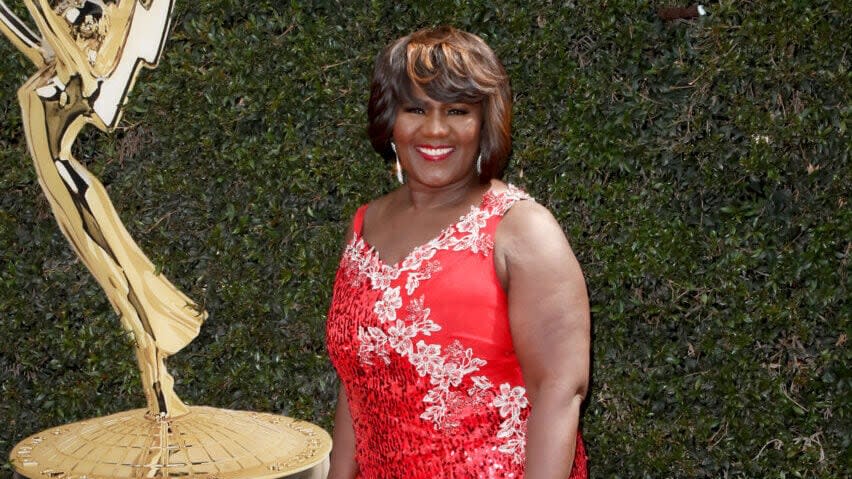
[
  {"xmin": 391, "ymin": 86, "xmax": 483, "ymax": 189},
  {"xmin": 325, "ymin": 26, "xmax": 590, "ymax": 479},
  {"xmin": 368, "ymin": 26, "xmax": 512, "ymax": 184}
]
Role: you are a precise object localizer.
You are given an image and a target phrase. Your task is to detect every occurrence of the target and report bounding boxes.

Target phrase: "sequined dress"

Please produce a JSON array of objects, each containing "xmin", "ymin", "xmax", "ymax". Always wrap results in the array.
[{"xmin": 326, "ymin": 185, "xmax": 588, "ymax": 478}]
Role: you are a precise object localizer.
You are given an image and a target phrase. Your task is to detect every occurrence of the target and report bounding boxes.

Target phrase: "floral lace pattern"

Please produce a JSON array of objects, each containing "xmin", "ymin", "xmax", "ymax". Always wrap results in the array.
[
  {"xmin": 341, "ymin": 184, "xmax": 529, "ymax": 281},
  {"xmin": 341, "ymin": 185, "xmax": 532, "ymax": 464},
  {"xmin": 493, "ymin": 383, "xmax": 530, "ymax": 461},
  {"xmin": 342, "ymin": 237, "xmax": 400, "ymax": 290}
]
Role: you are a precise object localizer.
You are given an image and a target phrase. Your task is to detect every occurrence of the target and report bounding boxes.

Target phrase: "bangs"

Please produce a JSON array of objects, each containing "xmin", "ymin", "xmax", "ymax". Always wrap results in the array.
[
  {"xmin": 395, "ymin": 73, "xmax": 486, "ymax": 106},
  {"xmin": 393, "ymin": 30, "xmax": 501, "ymax": 105}
]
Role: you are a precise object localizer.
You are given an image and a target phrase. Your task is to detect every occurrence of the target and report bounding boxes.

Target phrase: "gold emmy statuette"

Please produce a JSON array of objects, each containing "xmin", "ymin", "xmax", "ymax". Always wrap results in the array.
[{"xmin": 1, "ymin": 1, "xmax": 331, "ymax": 477}]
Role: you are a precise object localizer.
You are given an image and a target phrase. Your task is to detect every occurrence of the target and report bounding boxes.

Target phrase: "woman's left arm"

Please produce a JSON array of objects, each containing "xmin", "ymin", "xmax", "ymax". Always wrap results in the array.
[{"xmin": 496, "ymin": 200, "xmax": 590, "ymax": 479}]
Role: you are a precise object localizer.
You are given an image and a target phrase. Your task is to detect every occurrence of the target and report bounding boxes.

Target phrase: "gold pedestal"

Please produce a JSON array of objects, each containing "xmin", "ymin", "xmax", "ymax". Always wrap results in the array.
[
  {"xmin": 10, "ymin": 407, "xmax": 331, "ymax": 479},
  {"xmin": 2, "ymin": 4, "xmax": 334, "ymax": 478}
]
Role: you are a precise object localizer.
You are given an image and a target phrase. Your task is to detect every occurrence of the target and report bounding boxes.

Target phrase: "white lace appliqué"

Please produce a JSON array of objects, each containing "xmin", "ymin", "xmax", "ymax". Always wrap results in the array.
[
  {"xmin": 373, "ymin": 286, "xmax": 402, "ymax": 323},
  {"xmin": 450, "ymin": 206, "xmax": 494, "ymax": 254},
  {"xmin": 493, "ymin": 383, "xmax": 529, "ymax": 464},
  {"xmin": 360, "ymin": 296, "xmax": 439, "ymax": 365},
  {"xmin": 343, "ymin": 237, "xmax": 401, "ymax": 290},
  {"xmin": 343, "ymin": 186, "xmax": 533, "ymax": 464},
  {"xmin": 419, "ymin": 340, "xmax": 488, "ymax": 430},
  {"xmin": 405, "ymin": 260, "xmax": 441, "ymax": 295}
]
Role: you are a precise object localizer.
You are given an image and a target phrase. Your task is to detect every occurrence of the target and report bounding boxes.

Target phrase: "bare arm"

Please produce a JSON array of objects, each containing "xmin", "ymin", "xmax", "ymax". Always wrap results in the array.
[
  {"xmin": 496, "ymin": 201, "xmax": 590, "ymax": 478},
  {"xmin": 327, "ymin": 218, "xmax": 359, "ymax": 479},
  {"xmin": 327, "ymin": 385, "xmax": 359, "ymax": 479}
]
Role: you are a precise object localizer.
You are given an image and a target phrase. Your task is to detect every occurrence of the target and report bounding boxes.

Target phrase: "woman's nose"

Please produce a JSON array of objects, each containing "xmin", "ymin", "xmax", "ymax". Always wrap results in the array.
[{"xmin": 423, "ymin": 112, "xmax": 450, "ymax": 137}]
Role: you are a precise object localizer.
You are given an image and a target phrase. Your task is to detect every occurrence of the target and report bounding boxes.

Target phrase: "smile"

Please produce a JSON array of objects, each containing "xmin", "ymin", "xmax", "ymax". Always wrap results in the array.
[{"xmin": 415, "ymin": 145, "xmax": 455, "ymax": 161}]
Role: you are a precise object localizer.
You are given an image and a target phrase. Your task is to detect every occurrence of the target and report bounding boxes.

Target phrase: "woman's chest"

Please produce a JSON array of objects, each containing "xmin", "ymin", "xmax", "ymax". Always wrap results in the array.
[{"xmin": 326, "ymin": 244, "xmax": 517, "ymax": 380}]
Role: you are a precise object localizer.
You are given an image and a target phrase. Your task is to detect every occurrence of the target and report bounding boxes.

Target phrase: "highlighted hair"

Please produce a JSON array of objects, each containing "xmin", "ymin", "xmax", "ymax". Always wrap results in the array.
[{"xmin": 368, "ymin": 26, "xmax": 512, "ymax": 182}]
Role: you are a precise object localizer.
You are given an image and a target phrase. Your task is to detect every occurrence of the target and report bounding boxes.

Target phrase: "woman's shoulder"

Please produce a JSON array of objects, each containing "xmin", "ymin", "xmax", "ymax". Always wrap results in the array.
[
  {"xmin": 342, "ymin": 191, "xmax": 395, "ymax": 243},
  {"xmin": 494, "ymin": 184, "xmax": 569, "ymax": 254},
  {"xmin": 485, "ymin": 181, "xmax": 542, "ymax": 218},
  {"xmin": 501, "ymin": 198, "xmax": 561, "ymax": 237},
  {"xmin": 366, "ymin": 188, "xmax": 402, "ymax": 210},
  {"xmin": 360, "ymin": 188, "xmax": 403, "ymax": 229},
  {"xmin": 492, "ymin": 182, "xmax": 576, "ymax": 286},
  {"xmin": 487, "ymin": 180, "xmax": 535, "ymax": 203}
]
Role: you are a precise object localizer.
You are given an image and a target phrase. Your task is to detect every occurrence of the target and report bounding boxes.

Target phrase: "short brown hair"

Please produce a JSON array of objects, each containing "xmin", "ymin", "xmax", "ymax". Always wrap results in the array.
[{"xmin": 367, "ymin": 26, "xmax": 512, "ymax": 182}]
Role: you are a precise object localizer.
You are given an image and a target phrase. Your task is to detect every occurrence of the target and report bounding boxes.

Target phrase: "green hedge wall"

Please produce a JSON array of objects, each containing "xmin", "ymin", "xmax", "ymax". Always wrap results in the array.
[{"xmin": 0, "ymin": 1, "xmax": 848, "ymax": 477}]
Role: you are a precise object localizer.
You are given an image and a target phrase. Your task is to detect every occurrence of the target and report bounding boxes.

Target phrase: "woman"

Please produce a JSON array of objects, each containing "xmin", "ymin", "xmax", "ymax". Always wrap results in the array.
[{"xmin": 326, "ymin": 26, "xmax": 589, "ymax": 478}]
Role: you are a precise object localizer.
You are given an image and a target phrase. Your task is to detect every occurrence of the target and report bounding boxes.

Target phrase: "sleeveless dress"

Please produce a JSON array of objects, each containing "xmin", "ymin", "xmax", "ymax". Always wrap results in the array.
[{"xmin": 326, "ymin": 185, "xmax": 587, "ymax": 478}]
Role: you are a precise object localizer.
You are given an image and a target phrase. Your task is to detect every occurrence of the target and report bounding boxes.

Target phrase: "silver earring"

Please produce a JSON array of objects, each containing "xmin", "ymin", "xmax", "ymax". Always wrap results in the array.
[
  {"xmin": 476, "ymin": 153, "xmax": 483, "ymax": 175},
  {"xmin": 391, "ymin": 141, "xmax": 403, "ymax": 184}
]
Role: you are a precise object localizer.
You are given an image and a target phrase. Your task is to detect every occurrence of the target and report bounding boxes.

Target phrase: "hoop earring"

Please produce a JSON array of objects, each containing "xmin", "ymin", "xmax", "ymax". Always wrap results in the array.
[
  {"xmin": 391, "ymin": 141, "xmax": 403, "ymax": 184},
  {"xmin": 476, "ymin": 153, "xmax": 483, "ymax": 175}
]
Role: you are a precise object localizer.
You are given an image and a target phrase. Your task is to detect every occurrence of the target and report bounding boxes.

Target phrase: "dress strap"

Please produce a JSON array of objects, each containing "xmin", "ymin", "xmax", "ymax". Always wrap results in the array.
[
  {"xmin": 481, "ymin": 185, "xmax": 534, "ymax": 237},
  {"xmin": 483, "ymin": 184, "xmax": 534, "ymax": 217},
  {"xmin": 352, "ymin": 204, "xmax": 369, "ymax": 236}
]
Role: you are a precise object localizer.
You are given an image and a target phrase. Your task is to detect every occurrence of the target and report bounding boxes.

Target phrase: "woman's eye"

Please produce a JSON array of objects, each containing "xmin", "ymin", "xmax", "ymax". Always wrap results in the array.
[
  {"xmin": 448, "ymin": 108, "xmax": 469, "ymax": 116},
  {"xmin": 405, "ymin": 107, "xmax": 425, "ymax": 114}
]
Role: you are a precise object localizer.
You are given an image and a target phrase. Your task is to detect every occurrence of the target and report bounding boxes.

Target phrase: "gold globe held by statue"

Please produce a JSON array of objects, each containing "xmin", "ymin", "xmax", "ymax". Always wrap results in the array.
[{"xmin": 1, "ymin": 1, "xmax": 331, "ymax": 477}]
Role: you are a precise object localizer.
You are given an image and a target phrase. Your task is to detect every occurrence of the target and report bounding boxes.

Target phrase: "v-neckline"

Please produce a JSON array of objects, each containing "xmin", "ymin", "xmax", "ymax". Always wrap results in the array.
[{"xmin": 356, "ymin": 187, "xmax": 498, "ymax": 269}]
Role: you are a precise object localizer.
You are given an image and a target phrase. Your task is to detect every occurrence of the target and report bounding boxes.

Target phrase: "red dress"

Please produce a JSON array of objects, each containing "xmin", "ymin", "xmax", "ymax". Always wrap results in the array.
[{"xmin": 326, "ymin": 185, "xmax": 587, "ymax": 478}]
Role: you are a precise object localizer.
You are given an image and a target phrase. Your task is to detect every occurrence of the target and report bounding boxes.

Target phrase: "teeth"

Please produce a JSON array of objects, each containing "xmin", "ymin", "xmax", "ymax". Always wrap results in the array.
[{"xmin": 417, "ymin": 147, "xmax": 454, "ymax": 156}]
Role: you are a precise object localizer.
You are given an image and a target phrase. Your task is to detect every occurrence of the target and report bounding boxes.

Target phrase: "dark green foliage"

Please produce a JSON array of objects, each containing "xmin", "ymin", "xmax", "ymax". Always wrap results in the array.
[{"xmin": 0, "ymin": 1, "xmax": 848, "ymax": 477}]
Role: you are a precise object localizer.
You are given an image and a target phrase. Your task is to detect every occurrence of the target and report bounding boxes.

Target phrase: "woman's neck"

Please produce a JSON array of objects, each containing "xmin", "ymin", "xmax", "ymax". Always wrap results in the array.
[{"xmin": 402, "ymin": 176, "xmax": 488, "ymax": 211}]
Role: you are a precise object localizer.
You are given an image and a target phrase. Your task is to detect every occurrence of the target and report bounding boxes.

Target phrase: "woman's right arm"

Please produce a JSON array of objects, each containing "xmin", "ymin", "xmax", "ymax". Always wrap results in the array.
[
  {"xmin": 327, "ymin": 217, "xmax": 359, "ymax": 479},
  {"xmin": 327, "ymin": 385, "xmax": 359, "ymax": 478}
]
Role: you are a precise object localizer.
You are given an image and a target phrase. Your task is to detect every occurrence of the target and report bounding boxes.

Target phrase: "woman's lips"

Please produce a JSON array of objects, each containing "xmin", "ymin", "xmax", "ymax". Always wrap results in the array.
[{"xmin": 415, "ymin": 145, "xmax": 455, "ymax": 161}]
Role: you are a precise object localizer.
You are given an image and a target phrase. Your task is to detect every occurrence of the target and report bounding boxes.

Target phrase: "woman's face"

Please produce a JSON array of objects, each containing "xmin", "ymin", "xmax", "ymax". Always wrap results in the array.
[{"xmin": 392, "ymin": 84, "xmax": 482, "ymax": 190}]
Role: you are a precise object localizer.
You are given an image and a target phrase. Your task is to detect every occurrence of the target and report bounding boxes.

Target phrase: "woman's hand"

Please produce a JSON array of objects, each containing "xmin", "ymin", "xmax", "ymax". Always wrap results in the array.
[{"xmin": 496, "ymin": 200, "xmax": 590, "ymax": 479}]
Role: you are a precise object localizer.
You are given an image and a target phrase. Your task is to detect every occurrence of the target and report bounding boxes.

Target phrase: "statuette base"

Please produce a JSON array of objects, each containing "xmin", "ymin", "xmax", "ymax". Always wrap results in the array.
[{"xmin": 10, "ymin": 406, "xmax": 331, "ymax": 479}]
